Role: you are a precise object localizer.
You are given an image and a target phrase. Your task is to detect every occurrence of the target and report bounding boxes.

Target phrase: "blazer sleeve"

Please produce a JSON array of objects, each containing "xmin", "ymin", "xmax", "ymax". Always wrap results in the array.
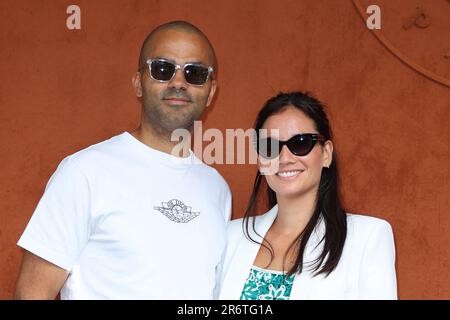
[
  {"xmin": 213, "ymin": 241, "xmax": 228, "ymax": 299},
  {"xmin": 358, "ymin": 220, "xmax": 398, "ymax": 299}
]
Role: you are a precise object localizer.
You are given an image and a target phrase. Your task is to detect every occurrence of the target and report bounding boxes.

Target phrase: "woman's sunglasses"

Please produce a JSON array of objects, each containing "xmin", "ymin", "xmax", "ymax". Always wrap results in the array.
[
  {"xmin": 257, "ymin": 133, "xmax": 326, "ymax": 159},
  {"xmin": 141, "ymin": 58, "xmax": 214, "ymax": 86}
]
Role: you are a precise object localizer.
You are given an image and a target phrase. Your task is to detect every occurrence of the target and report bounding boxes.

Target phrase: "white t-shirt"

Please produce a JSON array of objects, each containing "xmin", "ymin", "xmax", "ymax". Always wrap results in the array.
[{"xmin": 18, "ymin": 132, "xmax": 232, "ymax": 299}]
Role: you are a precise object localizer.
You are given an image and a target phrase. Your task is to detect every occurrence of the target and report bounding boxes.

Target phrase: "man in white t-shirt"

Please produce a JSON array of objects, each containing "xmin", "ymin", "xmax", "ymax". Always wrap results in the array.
[{"xmin": 15, "ymin": 21, "xmax": 232, "ymax": 299}]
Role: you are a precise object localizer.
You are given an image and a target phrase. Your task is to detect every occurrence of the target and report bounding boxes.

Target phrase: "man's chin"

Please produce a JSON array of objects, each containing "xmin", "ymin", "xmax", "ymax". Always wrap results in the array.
[{"xmin": 162, "ymin": 118, "xmax": 195, "ymax": 132}]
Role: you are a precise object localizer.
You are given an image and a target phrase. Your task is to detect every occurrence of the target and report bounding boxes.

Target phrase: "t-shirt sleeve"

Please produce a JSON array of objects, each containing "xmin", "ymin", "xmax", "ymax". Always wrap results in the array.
[
  {"xmin": 358, "ymin": 220, "xmax": 397, "ymax": 299},
  {"xmin": 17, "ymin": 156, "xmax": 92, "ymax": 271}
]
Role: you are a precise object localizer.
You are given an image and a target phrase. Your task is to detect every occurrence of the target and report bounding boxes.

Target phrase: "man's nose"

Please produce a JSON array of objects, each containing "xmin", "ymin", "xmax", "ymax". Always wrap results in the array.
[{"xmin": 167, "ymin": 68, "xmax": 187, "ymax": 90}]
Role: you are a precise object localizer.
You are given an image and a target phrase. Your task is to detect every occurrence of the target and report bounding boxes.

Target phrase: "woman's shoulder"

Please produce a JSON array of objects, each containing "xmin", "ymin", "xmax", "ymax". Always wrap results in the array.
[
  {"xmin": 227, "ymin": 207, "xmax": 278, "ymax": 238},
  {"xmin": 346, "ymin": 213, "xmax": 392, "ymax": 227},
  {"xmin": 345, "ymin": 213, "xmax": 394, "ymax": 240},
  {"xmin": 227, "ymin": 217, "xmax": 244, "ymax": 234},
  {"xmin": 227, "ymin": 212, "xmax": 394, "ymax": 241}
]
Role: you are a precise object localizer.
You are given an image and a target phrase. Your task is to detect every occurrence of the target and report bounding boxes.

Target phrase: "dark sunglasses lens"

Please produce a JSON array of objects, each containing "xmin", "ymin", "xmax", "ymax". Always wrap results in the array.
[
  {"xmin": 257, "ymin": 138, "xmax": 280, "ymax": 159},
  {"xmin": 184, "ymin": 65, "xmax": 209, "ymax": 85},
  {"xmin": 288, "ymin": 135, "xmax": 314, "ymax": 156},
  {"xmin": 151, "ymin": 60, "xmax": 175, "ymax": 81}
]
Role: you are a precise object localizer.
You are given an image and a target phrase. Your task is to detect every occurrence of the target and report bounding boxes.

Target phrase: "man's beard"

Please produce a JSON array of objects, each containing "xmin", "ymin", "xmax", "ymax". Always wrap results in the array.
[
  {"xmin": 142, "ymin": 88, "xmax": 204, "ymax": 134},
  {"xmin": 147, "ymin": 104, "xmax": 198, "ymax": 132}
]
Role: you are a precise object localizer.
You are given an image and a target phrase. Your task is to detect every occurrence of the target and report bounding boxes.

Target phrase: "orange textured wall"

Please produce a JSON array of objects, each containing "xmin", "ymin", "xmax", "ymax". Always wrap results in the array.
[{"xmin": 0, "ymin": 0, "xmax": 449, "ymax": 299}]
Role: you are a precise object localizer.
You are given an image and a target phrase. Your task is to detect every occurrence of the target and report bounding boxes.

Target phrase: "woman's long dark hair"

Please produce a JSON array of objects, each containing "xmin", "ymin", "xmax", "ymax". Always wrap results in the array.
[{"xmin": 244, "ymin": 91, "xmax": 347, "ymax": 277}]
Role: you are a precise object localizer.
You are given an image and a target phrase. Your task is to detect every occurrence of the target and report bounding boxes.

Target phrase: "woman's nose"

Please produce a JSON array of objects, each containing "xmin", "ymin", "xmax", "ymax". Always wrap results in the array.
[{"xmin": 278, "ymin": 145, "xmax": 296, "ymax": 164}]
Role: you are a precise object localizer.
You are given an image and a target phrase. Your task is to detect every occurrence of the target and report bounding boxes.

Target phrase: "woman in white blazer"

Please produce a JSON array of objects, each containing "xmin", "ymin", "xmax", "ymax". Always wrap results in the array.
[{"xmin": 217, "ymin": 92, "xmax": 397, "ymax": 300}]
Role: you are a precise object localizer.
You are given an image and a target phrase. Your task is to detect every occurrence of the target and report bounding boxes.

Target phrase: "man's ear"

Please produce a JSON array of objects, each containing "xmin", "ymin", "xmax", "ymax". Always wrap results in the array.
[
  {"xmin": 132, "ymin": 72, "xmax": 143, "ymax": 97},
  {"xmin": 205, "ymin": 79, "xmax": 217, "ymax": 107}
]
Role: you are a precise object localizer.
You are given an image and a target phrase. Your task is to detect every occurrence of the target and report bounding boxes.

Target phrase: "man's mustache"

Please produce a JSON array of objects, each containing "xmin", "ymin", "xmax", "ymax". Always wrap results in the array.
[{"xmin": 161, "ymin": 88, "xmax": 193, "ymax": 102}]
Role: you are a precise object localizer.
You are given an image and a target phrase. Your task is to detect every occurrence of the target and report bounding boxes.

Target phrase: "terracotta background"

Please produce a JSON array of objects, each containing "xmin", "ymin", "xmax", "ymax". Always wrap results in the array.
[{"xmin": 0, "ymin": 0, "xmax": 449, "ymax": 299}]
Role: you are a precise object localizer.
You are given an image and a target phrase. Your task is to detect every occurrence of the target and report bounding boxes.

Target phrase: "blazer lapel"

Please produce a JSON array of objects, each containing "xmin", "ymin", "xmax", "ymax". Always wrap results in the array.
[
  {"xmin": 290, "ymin": 216, "xmax": 326, "ymax": 299},
  {"xmin": 220, "ymin": 206, "xmax": 279, "ymax": 299}
]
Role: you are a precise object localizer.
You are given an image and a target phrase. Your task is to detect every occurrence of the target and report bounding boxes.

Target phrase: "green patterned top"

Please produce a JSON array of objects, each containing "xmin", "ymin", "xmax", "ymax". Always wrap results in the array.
[{"xmin": 240, "ymin": 265, "xmax": 296, "ymax": 300}]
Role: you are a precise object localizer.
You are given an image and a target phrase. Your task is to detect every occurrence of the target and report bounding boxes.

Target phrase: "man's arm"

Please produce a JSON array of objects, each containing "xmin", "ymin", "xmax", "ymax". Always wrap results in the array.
[{"xmin": 14, "ymin": 250, "xmax": 69, "ymax": 300}]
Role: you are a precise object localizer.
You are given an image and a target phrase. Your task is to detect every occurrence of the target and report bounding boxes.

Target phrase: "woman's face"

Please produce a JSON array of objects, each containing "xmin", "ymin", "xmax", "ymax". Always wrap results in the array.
[{"xmin": 259, "ymin": 106, "xmax": 333, "ymax": 200}]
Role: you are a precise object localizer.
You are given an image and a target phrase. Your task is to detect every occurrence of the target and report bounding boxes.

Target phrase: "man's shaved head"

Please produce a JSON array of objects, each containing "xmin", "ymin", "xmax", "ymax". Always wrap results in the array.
[
  {"xmin": 132, "ymin": 20, "xmax": 218, "ymax": 140},
  {"xmin": 138, "ymin": 20, "xmax": 217, "ymax": 70}
]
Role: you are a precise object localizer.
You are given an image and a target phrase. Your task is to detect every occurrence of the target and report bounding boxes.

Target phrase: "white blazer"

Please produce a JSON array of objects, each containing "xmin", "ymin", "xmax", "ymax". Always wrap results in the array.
[{"xmin": 217, "ymin": 205, "xmax": 397, "ymax": 300}]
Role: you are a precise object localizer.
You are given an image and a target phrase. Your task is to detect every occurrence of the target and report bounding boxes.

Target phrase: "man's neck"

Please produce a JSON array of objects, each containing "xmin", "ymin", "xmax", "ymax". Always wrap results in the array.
[{"xmin": 130, "ymin": 122, "xmax": 191, "ymax": 157}]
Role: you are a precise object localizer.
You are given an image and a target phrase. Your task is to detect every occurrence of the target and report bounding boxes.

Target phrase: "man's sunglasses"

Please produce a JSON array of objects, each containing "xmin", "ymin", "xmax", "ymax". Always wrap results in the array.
[
  {"xmin": 141, "ymin": 58, "xmax": 214, "ymax": 86},
  {"xmin": 257, "ymin": 133, "xmax": 326, "ymax": 159}
]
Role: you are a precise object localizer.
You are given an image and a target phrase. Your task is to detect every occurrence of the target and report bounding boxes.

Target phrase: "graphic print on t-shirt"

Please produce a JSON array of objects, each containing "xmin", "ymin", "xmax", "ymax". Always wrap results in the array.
[{"xmin": 153, "ymin": 199, "xmax": 200, "ymax": 223}]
